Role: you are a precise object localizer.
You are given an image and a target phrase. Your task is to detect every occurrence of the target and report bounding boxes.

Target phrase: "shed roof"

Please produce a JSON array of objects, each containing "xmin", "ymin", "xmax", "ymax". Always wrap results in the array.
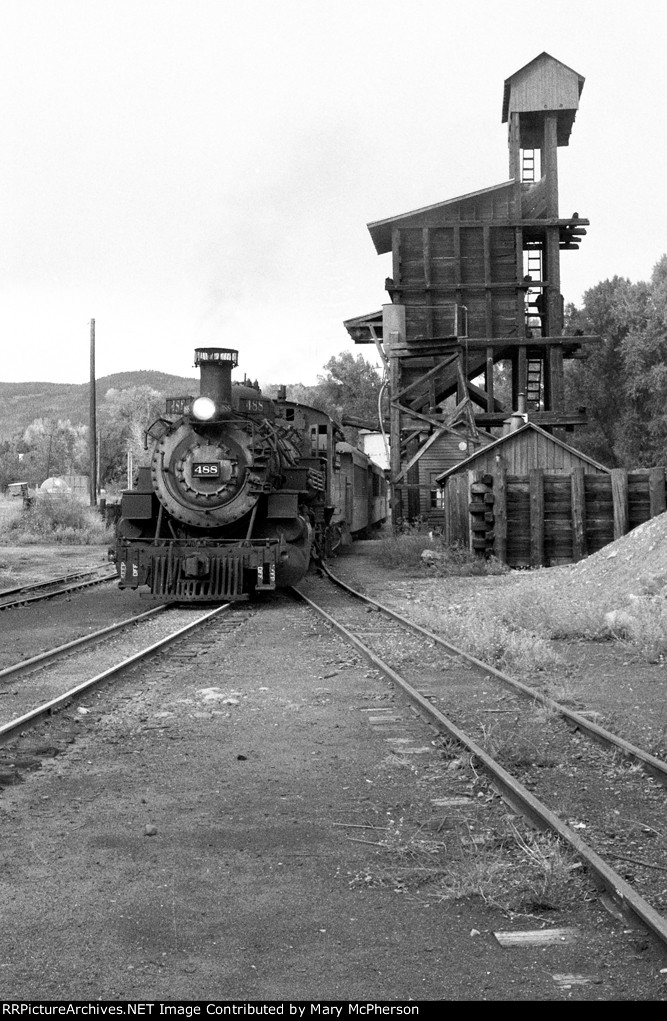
[
  {"xmin": 502, "ymin": 52, "xmax": 585, "ymax": 123},
  {"xmin": 367, "ymin": 180, "xmax": 514, "ymax": 255},
  {"xmin": 434, "ymin": 422, "xmax": 609, "ymax": 484},
  {"xmin": 343, "ymin": 310, "xmax": 383, "ymax": 343}
]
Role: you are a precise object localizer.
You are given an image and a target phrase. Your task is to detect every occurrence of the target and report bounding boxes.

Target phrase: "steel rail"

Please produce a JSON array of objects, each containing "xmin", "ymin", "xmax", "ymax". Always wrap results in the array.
[
  {"xmin": 0, "ymin": 603, "xmax": 229, "ymax": 745},
  {"xmin": 0, "ymin": 568, "xmax": 117, "ymax": 609},
  {"xmin": 293, "ymin": 582, "xmax": 667, "ymax": 948},
  {"xmin": 0, "ymin": 605, "xmax": 169, "ymax": 681},
  {"xmin": 321, "ymin": 564, "xmax": 667, "ymax": 787}
]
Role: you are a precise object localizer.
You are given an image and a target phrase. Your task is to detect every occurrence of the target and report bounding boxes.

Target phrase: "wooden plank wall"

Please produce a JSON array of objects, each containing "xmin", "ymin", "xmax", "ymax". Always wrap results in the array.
[
  {"xmin": 443, "ymin": 467, "xmax": 667, "ymax": 566},
  {"xmin": 396, "ymin": 224, "xmax": 520, "ymax": 342}
]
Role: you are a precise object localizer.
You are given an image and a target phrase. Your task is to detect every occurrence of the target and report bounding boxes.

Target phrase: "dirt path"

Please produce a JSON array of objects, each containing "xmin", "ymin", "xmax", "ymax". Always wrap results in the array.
[{"xmin": 1, "ymin": 542, "xmax": 667, "ymax": 999}]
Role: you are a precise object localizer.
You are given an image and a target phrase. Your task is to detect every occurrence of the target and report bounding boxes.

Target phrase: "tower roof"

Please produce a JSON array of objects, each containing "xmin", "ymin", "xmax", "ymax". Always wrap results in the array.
[{"xmin": 502, "ymin": 51, "xmax": 585, "ymax": 124}]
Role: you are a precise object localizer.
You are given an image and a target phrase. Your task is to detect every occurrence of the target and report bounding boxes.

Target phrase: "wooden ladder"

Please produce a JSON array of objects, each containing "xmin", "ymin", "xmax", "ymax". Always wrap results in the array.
[
  {"xmin": 522, "ymin": 149, "xmax": 536, "ymax": 183},
  {"xmin": 524, "ymin": 248, "xmax": 543, "ymax": 335}
]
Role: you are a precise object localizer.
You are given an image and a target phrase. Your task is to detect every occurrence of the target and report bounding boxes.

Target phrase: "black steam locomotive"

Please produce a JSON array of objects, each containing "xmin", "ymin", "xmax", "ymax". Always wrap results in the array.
[{"xmin": 114, "ymin": 347, "xmax": 387, "ymax": 601}]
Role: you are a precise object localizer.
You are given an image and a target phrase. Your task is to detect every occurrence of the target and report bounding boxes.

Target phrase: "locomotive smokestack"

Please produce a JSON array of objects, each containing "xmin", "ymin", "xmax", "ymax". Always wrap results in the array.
[{"xmin": 194, "ymin": 348, "xmax": 238, "ymax": 417}]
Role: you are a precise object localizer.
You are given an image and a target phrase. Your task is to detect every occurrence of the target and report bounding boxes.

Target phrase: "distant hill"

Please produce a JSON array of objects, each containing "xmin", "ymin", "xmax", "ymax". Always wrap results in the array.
[{"xmin": 0, "ymin": 370, "xmax": 198, "ymax": 440}]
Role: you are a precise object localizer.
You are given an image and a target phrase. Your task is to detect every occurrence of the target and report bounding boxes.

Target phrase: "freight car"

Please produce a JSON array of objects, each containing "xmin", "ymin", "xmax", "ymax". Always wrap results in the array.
[{"xmin": 114, "ymin": 347, "xmax": 387, "ymax": 601}]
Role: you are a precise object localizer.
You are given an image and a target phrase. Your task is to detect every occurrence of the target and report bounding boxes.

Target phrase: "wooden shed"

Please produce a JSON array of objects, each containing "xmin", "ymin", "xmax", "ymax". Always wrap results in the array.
[
  {"xmin": 436, "ymin": 423, "xmax": 667, "ymax": 567},
  {"xmin": 397, "ymin": 397, "xmax": 495, "ymax": 522},
  {"xmin": 412, "ymin": 421, "xmax": 495, "ymax": 525}
]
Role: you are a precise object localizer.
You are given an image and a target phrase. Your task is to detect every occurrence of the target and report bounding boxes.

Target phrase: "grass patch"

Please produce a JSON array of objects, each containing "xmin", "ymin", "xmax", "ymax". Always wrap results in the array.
[
  {"xmin": 496, "ymin": 580, "xmax": 609, "ymax": 640},
  {"xmin": 403, "ymin": 592, "xmax": 564, "ymax": 675},
  {"xmin": 348, "ymin": 812, "xmax": 581, "ymax": 914},
  {"xmin": 479, "ymin": 707, "xmax": 562, "ymax": 769},
  {"xmin": 370, "ymin": 530, "xmax": 507, "ymax": 577},
  {"xmin": 0, "ymin": 565, "xmax": 18, "ymax": 588},
  {"xmin": 497, "ymin": 576, "xmax": 667, "ymax": 662},
  {"xmin": 396, "ymin": 561, "xmax": 667, "ymax": 674},
  {"xmin": 609, "ymin": 596, "xmax": 667, "ymax": 663},
  {"xmin": 1, "ymin": 494, "xmax": 112, "ymax": 545}
]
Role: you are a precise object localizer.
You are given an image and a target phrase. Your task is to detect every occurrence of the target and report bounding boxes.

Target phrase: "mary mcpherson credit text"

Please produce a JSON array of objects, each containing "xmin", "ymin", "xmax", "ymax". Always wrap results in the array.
[{"xmin": 2, "ymin": 1007, "xmax": 421, "ymax": 1016}]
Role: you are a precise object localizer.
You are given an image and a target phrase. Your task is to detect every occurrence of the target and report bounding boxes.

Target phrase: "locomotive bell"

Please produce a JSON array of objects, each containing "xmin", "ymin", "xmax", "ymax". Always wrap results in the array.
[{"xmin": 192, "ymin": 347, "xmax": 238, "ymax": 420}]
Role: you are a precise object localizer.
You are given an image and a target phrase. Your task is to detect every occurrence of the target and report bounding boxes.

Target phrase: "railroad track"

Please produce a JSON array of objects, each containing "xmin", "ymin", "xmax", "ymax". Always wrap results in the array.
[
  {"xmin": 0, "ymin": 603, "xmax": 231, "ymax": 750},
  {"xmin": 294, "ymin": 566, "xmax": 667, "ymax": 951},
  {"xmin": 0, "ymin": 566, "xmax": 118, "ymax": 610}
]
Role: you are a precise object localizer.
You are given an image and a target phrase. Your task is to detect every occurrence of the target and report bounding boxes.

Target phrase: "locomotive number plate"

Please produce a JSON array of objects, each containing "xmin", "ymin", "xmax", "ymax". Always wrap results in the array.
[{"xmin": 192, "ymin": 462, "xmax": 222, "ymax": 478}]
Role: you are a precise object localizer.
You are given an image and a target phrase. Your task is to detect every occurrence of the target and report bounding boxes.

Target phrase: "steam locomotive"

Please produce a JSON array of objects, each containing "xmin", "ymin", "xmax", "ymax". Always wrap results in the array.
[{"xmin": 114, "ymin": 347, "xmax": 387, "ymax": 601}]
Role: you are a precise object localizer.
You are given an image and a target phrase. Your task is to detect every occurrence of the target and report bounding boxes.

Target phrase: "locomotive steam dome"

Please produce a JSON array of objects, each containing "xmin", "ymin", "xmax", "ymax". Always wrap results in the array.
[{"xmin": 149, "ymin": 347, "xmax": 273, "ymax": 528}]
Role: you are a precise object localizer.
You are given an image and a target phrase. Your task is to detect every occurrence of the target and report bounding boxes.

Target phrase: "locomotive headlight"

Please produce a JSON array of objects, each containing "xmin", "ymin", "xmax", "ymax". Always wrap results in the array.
[{"xmin": 191, "ymin": 396, "xmax": 216, "ymax": 421}]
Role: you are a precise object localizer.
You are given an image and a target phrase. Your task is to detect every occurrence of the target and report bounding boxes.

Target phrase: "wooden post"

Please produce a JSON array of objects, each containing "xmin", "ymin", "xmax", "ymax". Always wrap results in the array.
[
  {"xmin": 543, "ymin": 114, "xmax": 559, "ymax": 218},
  {"xmin": 508, "ymin": 112, "xmax": 521, "ymax": 182},
  {"xmin": 390, "ymin": 354, "xmax": 402, "ymax": 527},
  {"xmin": 449, "ymin": 477, "xmax": 459, "ymax": 545},
  {"xmin": 457, "ymin": 475, "xmax": 468, "ymax": 548},
  {"xmin": 486, "ymin": 346, "xmax": 495, "ymax": 412},
  {"xmin": 384, "ymin": 302, "xmax": 406, "ymax": 529},
  {"xmin": 549, "ymin": 342, "xmax": 565, "ymax": 441},
  {"xmin": 493, "ymin": 464, "xmax": 507, "ymax": 564},
  {"xmin": 548, "ymin": 345, "xmax": 564, "ymax": 411},
  {"xmin": 515, "ymin": 225, "xmax": 525, "ymax": 336},
  {"xmin": 483, "ymin": 226, "xmax": 493, "ymax": 338},
  {"xmin": 648, "ymin": 467, "xmax": 667, "ymax": 518},
  {"xmin": 89, "ymin": 318, "xmax": 97, "ymax": 507},
  {"xmin": 423, "ymin": 228, "xmax": 434, "ymax": 340},
  {"xmin": 454, "ymin": 476, "xmax": 465, "ymax": 546},
  {"xmin": 456, "ymin": 351, "xmax": 466, "ymax": 403},
  {"xmin": 571, "ymin": 466, "xmax": 587, "ymax": 561},
  {"xmin": 611, "ymin": 468, "xmax": 629, "ymax": 539},
  {"xmin": 450, "ymin": 477, "xmax": 459, "ymax": 545},
  {"xmin": 529, "ymin": 467, "xmax": 544, "ymax": 567},
  {"xmin": 443, "ymin": 481, "xmax": 452, "ymax": 545}
]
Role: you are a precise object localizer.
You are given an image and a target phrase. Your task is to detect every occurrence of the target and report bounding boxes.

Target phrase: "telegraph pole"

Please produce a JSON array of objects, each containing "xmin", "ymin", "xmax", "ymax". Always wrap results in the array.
[{"xmin": 89, "ymin": 318, "xmax": 97, "ymax": 507}]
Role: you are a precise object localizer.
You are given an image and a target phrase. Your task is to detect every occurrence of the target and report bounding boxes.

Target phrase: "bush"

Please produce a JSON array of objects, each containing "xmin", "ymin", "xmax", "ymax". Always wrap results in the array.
[{"xmin": 2, "ymin": 493, "xmax": 112, "ymax": 545}]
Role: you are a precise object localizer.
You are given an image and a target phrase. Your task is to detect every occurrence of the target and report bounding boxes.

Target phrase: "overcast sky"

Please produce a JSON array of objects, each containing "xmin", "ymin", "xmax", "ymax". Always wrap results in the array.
[{"xmin": 1, "ymin": 0, "xmax": 666, "ymax": 387}]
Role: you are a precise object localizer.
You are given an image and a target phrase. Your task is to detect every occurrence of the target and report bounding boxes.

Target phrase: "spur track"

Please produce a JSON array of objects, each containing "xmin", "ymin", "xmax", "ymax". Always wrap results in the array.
[
  {"xmin": 0, "ymin": 566, "xmax": 117, "ymax": 610},
  {"xmin": 0, "ymin": 604, "xmax": 230, "ymax": 747},
  {"xmin": 294, "ymin": 567, "xmax": 667, "ymax": 950}
]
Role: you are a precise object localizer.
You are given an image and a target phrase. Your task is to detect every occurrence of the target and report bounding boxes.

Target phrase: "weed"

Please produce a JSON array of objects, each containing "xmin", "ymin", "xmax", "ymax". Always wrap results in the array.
[
  {"xmin": 612, "ymin": 597, "xmax": 667, "ymax": 663},
  {"xmin": 347, "ymin": 799, "xmax": 582, "ymax": 914},
  {"xmin": 497, "ymin": 582, "xmax": 609, "ymax": 640},
  {"xmin": 369, "ymin": 530, "xmax": 507, "ymax": 577},
  {"xmin": 408, "ymin": 597, "xmax": 564, "ymax": 676},
  {"xmin": 2, "ymin": 494, "xmax": 111, "ymax": 545},
  {"xmin": 479, "ymin": 711, "xmax": 560, "ymax": 769}
]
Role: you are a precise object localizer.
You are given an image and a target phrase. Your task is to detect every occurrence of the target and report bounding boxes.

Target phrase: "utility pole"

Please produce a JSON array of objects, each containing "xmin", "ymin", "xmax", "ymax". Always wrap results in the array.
[{"xmin": 89, "ymin": 318, "xmax": 97, "ymax": 506}]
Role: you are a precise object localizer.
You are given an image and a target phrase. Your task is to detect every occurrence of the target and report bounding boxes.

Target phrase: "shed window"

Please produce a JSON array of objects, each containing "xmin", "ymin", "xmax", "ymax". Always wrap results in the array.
[{"xmin": 430, "ymin": 472, "xmax": 445, "ymax": 509}]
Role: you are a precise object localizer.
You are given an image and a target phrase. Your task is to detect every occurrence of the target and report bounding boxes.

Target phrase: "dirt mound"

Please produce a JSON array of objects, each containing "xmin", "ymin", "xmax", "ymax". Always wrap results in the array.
[{"xmin": 563, "ymin": 511, "xmax": 667, "ymax": 605}]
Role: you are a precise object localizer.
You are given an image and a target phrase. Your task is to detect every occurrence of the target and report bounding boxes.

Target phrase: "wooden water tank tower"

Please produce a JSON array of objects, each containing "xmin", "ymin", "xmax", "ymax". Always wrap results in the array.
[{"xmin": 345, "ymin": 53, "xmax": 599, "ymax": 523}]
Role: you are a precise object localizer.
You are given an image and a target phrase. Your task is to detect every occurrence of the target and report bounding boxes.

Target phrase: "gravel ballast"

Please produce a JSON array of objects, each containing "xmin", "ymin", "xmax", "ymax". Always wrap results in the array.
[{"xmin": 1, "ymin": 543, "xmax": 667, "ymax": 1000}]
